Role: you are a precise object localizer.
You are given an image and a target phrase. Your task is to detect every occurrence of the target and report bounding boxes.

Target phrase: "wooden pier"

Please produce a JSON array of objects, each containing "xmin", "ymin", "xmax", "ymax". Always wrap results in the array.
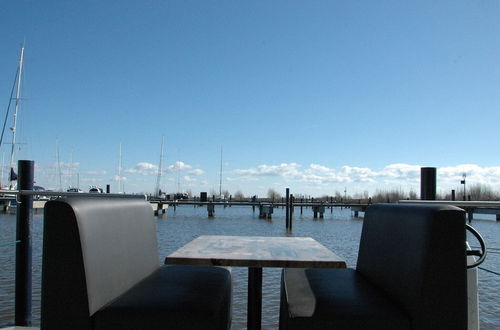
[
  {"xmin": 398, "ymin": 200, "xmax": 500, "ymax": 222},
  {"xmin": 0, "ymin": 194, "xmax": 168, "ymax": 216},
  {"xmin": 163, "ymin": 200, "xmax": 370, "ymax": 219}
]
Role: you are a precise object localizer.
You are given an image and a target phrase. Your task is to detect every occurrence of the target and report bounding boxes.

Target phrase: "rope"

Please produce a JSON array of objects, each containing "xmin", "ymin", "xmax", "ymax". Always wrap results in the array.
[
  {"xmin": 0, "ymin": 240, "xmax": 20, "ymax": 247},
  {"xmin": 478, "ymin": 267, "xmax": 500, "ymax": 276},
  {"xmin": 471, "ymin": 246, "xmax": 500, "ymax": 251},
  {"xmin": 0, "ymin": 65, "xmax": 19, "ymax": 148}
]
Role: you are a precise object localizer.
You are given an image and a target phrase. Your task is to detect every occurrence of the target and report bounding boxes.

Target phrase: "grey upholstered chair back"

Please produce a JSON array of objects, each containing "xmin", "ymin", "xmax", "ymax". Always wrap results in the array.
[
  {"xmin": 41, "ymin": 197, "xmax": 158, "ymax": 329},
  {"xmin": 357, "ymin": 204, "xmax": 467, "ymax": 329}
]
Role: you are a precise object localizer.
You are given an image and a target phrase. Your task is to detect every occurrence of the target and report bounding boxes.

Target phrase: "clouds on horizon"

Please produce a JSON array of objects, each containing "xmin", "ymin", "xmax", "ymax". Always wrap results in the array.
[
  {"xmin": 30, "ymin": 160, "xmax": 500, "ymax": 194},
  {"xmin": 233, "ymin": 163, "xmax": 500, "ymax": 191},
  {"xmin": 124, "ymin": 161, "xmax": 204, "ymax": 177}
]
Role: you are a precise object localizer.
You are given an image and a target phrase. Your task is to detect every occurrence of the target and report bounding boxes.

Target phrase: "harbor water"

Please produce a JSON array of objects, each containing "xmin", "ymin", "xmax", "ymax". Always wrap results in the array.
[{"xmin": 0, "ymin": 205, "xmax": 499, "ymax": 329}]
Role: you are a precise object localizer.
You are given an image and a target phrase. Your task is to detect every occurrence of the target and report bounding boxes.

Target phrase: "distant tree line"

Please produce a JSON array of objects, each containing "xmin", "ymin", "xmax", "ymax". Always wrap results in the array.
[{"xmin": 198, "ymin": 183, "xmax": 500, "ymax": 203}]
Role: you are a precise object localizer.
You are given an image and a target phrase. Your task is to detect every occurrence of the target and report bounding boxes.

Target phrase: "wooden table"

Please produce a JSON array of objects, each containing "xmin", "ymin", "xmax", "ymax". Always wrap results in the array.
[{"xmin": 165, "ymin": 235, "xmax": 346, "ymax": 330}]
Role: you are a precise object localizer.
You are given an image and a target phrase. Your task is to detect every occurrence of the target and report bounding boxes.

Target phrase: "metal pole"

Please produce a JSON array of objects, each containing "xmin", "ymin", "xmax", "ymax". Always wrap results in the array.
[{"xmin": 15, "ymin": 160, "xmax": 34, "ymax": 326}]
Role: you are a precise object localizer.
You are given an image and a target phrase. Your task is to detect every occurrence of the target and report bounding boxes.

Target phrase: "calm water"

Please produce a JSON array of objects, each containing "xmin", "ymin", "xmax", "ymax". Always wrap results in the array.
[{"xmin": 0, "ymin": 205, "xmax": 499, "ymax": 329}]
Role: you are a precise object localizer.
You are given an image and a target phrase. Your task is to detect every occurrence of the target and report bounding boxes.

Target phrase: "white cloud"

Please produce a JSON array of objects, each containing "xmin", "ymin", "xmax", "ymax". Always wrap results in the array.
[
  {"xmin": 167, "ymin": 161, "xmax": 192, "ymax": 172},
  {"xmin": 379, "ymin": 163, "xmax": 421, "ymax": 178},
  {"xmin": 112, "ymin": 175, "xmax": 127, "ymax": 182},
  {"xmin": 86, "ymin": 170, "xmax": 107, "ymax": 175},
  {"xmin": 183, "ymin": 175, "xmax": 196, "ymax": 182},
  {"xmin": 232, "ymin": 163, "xmax": 500, "ymax": 191},
  {"xmin": 125, "ymin": 162, "xmax": 158, "ymax": 175},
  {"xmin": 52, "ymin": 161, "xmax": 80, "ymax": 170},
  {"xmin": 234, "ymin": 163, "xmax": 301, "ymax": 178},
  {"xmin": 226, "ymin": 176, "xmax": 259, "ymax": 182},
  {"xmin": 189, "ymin": 169, "xmax": 204, "ymax": 176}
]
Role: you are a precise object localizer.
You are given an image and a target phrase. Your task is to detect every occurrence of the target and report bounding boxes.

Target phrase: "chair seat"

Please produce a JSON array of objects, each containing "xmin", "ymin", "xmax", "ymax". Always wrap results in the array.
[
  {"xmin": 93, "ymin": 265, "xmax": 232, "ymax": 330},
  {"xmin": 280, "ymin": 268, "xmax": 410, "ymax": 330}
]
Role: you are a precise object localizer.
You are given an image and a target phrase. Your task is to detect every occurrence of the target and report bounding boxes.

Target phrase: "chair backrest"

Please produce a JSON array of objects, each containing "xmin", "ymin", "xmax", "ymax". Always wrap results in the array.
[
  {"xmin": 41, "ymin": 197, "xmax": 159, "ymax": 330},
  {"xmin": 357, "ymin": 203, "xmax": 467, "ymax": 330}
]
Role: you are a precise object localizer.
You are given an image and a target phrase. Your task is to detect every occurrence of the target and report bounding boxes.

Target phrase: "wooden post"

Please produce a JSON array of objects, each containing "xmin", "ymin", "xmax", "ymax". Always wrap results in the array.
[
  {"xmin": 285, "ymin": 188, "xmax": 290, "ymax": 229},
  {"xmin": 289, "ymin": 194, "xmax": 293, "ymax": 231},
  {"xmin": 451, "ymin": 190, "xmax": 456, "ymax": 201},
  {"xmin": 208, "ymin": 202, "xmax": 215, "ymax": 217}
]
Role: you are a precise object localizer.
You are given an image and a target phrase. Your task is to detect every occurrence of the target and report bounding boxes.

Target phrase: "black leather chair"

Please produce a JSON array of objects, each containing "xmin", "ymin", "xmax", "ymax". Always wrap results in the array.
[
  {"xmin": 41, "ymin": 198, "xmax": 232, "ymax": 330},
  {"xmin": 279, "ymin": 204, "xmax": 467, "ymax": 330}
]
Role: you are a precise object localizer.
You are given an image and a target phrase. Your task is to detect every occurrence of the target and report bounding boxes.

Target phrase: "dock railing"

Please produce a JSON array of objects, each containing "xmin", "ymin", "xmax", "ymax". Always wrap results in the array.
[{"xmin": 398, "ymin": 199, "xmax": 500, "ymax": 222}]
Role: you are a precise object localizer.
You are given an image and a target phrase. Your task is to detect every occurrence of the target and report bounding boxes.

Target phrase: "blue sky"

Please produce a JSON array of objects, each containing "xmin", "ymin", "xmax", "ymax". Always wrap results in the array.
[{"xmin": 1, "ymin": 0, "xmax": 499, "ymax": 196}]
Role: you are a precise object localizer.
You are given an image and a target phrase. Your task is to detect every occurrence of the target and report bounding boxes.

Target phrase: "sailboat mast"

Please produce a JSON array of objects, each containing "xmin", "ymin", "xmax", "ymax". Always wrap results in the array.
[
  {"xmin": 9, "ymin": 44, "xmax": 25, "ymax": 188},
  {"xmin": 1, "ymin": 152, "xmax": 4, "ymax": 188},
  {"xmin": 56, "ymin": 139, "xmax": 62, "ymax": 191},
  {"xmin": 154, "ymin": 137, "xmax": 164, "ymax": 197},
  {"xmin": 118, "ymin": 142, "xmax": 122, "ymax": 192},
  {"xmin": 219, "ymin": 146, "xmax": 223, "ymax": 198}
]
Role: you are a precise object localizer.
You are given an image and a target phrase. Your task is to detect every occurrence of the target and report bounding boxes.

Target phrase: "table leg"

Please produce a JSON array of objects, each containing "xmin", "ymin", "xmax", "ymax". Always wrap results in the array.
[{"xmin": 248, "ymin": 267, "xmax": 262, "ymax": 330}]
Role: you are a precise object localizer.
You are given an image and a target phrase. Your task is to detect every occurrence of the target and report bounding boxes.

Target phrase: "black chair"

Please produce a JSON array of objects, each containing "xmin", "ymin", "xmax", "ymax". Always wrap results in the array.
[
  {"xmin": 279, "ymin": 204, "xmax": 467, "ymax": 330},
  {"xmin": 41, "ymin": 198, "xmax": 232, "ymax": 330}
]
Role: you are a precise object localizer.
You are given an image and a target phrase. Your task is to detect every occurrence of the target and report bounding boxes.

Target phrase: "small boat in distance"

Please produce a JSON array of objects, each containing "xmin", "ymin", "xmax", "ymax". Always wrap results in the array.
[
  {"xmin": 67, "ymin": 187, "xmax": 83, "ymax": 193},
  {"xmin": 89, "ymin": 186, "xmax": 103, "ymax": 193}
]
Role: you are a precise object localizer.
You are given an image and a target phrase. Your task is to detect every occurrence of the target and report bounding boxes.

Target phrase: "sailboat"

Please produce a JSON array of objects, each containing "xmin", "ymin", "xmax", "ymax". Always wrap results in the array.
[
  {"xmin": 154, "ymin": 136, "xmax": 165, "ymax": 198},
  {"xmin": 0, "ymin": 44, "xmax": 25, "ymax": 190}
]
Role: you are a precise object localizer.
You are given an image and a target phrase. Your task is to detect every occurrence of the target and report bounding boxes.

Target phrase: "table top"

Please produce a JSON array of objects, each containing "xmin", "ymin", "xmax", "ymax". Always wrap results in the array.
[{"xmin": 165, "ymin": 235, "xmax": 346, "ymax": 268}]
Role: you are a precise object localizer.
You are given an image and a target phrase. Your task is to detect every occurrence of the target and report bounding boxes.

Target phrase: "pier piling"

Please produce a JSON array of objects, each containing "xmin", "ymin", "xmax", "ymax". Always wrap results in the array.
[
  {"xmin": 420, "ymin": 167, "xmax": 436, "ymax": 200},
  {"xmin": 15, "ymin": 160, "xmax": 34, "ymax": 326},
  {"xmin": 285, "ymin": 188, "xmax": 290, "ymax": 230},
  {"xmin": 207, "ymin": 202, "xmax": 215, "ymax": 217}
]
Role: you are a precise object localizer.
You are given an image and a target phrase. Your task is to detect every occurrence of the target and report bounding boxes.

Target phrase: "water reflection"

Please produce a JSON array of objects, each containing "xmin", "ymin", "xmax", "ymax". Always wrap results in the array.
[{"xmin": 0, "ymin": 206, "xmax": 499, "ymax": 329}]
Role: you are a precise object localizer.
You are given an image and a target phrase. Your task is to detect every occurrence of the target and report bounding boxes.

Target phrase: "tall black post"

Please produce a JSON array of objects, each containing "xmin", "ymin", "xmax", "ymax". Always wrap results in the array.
[
  {"xmin": 285, "ymin": 188, "xmax": 290, "ymax": 229},
  {"xmin": 420, "ymin": 167, "xmax": 436, "ymax": 200},
  {"xmin": 15, "ymin": 160, "xmax": 34, "ymax": 326},
  {"xmin": 289, "ymin": 194, "xmax": 293, "ymax": 231}
]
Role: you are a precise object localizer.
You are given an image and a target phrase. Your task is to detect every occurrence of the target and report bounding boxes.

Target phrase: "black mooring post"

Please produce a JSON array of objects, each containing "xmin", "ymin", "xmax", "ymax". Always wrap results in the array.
[
  {"xmin": 15, "ymin": 160, "xmax": 34, "ymax": 326},
  {"xmin": 289, "ymin": 194, "xmax": 293, "ymax": 231},
  {"xmin": 285, "ymin": 188, "xmax": 290, "ymax": 229},
  {"xmin": 420, "ymin": 167, "xmax": 436, "ymax": 200}
]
